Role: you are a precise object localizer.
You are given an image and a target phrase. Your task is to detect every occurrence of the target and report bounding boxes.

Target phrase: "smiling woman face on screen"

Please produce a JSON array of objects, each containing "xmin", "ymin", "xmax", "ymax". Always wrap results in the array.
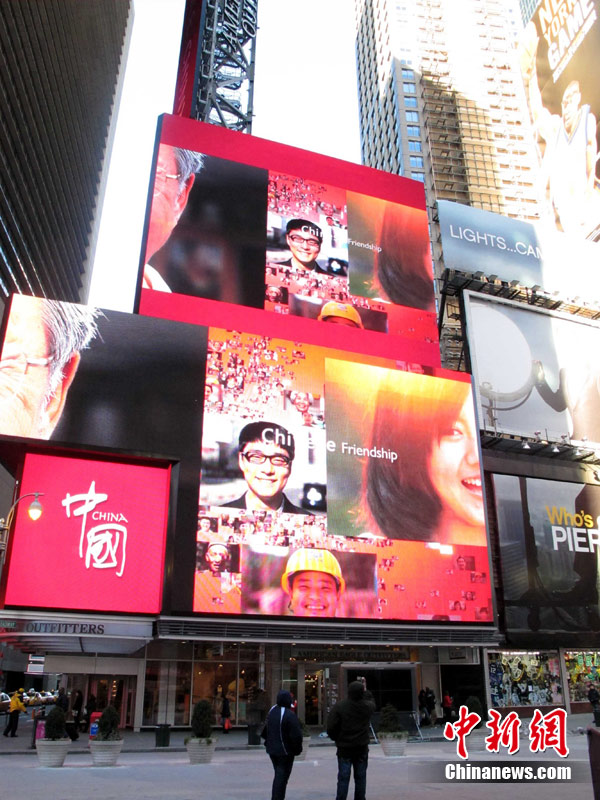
[
  {"xmin": 365, "ymin": 372, "xmax": 486, "ymax": 546},
  {"xmin": 428, "ymin": 394, "xmax": 485, "ymax": 544}
]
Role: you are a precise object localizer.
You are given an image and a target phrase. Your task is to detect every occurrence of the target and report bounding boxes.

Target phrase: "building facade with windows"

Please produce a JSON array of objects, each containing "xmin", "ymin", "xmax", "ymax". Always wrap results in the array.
[{"xmin": 355, "ymin": 0, "xmax": 540, "ymax": 220}]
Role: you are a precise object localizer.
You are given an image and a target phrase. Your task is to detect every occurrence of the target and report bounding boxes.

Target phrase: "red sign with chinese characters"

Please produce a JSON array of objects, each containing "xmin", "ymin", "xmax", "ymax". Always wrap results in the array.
[
  {"xmin": 3, "ymin": 453, "xmax": 170, "ymax": 613},
  {"xmin": 444, "ymin": 706, "xmax": 569, "ymax": 760}
]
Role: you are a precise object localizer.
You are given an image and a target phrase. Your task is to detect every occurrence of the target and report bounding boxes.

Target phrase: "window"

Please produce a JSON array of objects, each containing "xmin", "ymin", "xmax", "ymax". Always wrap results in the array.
[
  {"xmin": 410, "ymin": 155, "xmax": 424, "ymax": 168},
  {"xmin": 411, "ymin": 172, "xmax": 425, "ymax": 182},
  {"xmin": 403, "ymin": 82, "xmax": 416, "ymax": 93},
  {"xmin": 405, "ymin": 97, "xmax": 417, "ymax": 108},
  {"xmin": 405, "ymin": 111, "xmax": 419, "ymax": 122},
  {"xmin": 401, "ymin": 68, "xmax": 414, "ymax": 79},
  {"xmin": 407, "ymin": 125, "xmax": 420, "ymax": 136},
  {"xmin": 409, "ymin": 140, "xmax": 422, "ymax": 152}
]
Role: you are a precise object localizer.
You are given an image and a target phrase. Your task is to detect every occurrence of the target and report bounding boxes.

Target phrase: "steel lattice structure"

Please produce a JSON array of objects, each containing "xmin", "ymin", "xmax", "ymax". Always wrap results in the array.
[{"xmin": 196, "ymin": 0, "xmax": 258, "ymax": 132}]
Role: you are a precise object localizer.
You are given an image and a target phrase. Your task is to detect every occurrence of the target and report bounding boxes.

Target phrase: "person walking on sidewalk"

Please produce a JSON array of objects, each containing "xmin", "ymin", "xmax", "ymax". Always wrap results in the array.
[
  {"xmin": 56, "ymin": 687, "xmax": 69, "ymax": 713},
  {"xmin": 327, "ymin": 680, "xmax": 376, "ymax": 800},
  {"xmin": 261, "ymin": 689, "xmax": 303, "ymax": 800},
  {"xmin": 3, "ymin": 689, "xmax": 27, "ymax": 738}
]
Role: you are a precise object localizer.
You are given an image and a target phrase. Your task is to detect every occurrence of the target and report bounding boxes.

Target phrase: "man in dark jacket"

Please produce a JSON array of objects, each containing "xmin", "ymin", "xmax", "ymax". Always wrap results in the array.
[
  {"xmin": 262, "ymin": 689, "xmax": 303, "ymax": 800},
  {"xmin": 327, "ymin": 680, "xmax": 375, "ymax": 800}
]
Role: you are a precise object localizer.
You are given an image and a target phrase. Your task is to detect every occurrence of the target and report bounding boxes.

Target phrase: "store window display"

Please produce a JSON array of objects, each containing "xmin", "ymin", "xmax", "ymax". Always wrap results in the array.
[{"xmin": 488, "ymin": 651, "xmax": 563, "ymax": 708}]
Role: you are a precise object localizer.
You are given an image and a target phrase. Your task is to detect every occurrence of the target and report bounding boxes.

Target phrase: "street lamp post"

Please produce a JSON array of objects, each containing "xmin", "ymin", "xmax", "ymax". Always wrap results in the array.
[{"xmin": 0, "ymin": 491, "xmax": 44, "ymax": 575}]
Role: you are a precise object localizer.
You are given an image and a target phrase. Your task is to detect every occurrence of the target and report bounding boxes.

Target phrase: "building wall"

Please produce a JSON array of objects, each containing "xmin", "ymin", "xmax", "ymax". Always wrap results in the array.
[
  {"xmin": 0, "ymin": 0, "xmax": 131, "ymax": 303},
  {"xmin": 355, "ymin": 0, "xmax": 539, "ymax": 220}
]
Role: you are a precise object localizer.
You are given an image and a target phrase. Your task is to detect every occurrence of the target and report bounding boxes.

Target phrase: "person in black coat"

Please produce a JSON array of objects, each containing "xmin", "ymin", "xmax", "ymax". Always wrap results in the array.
[
  {"xmin": 83, "ymin": 693, "xmax": 96, "ymax": 732},
  {"xmin": 261, "ymin": 689, "xmax": 303, "ymax": 800},
  {"xmin": 327, "ymin": 680, "xmax": 376, "ymax": 800},
  {"xmin": 72, "ymin": 690, "xmax": 84, "ymax": 730},
  {"xmin": 221, "ymin": 691, "xmax": 231, "ymax": 733}
]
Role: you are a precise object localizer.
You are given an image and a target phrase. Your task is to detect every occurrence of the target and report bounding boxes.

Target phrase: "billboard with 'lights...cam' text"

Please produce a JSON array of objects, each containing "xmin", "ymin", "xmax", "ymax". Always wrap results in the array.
[{"xmin": 438, "ymin": 200, "xmax": 600, "ymax": 306}]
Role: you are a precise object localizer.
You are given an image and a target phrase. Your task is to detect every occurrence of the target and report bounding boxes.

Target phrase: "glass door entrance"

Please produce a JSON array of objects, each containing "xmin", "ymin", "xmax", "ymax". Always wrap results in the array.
[
  {"xmin": 304, "ymin": 669, "xmax": 326, "ymax": 725},
  {"xmin": 88, "ymin": 675, "xmax": 136, "ymax": 728}
]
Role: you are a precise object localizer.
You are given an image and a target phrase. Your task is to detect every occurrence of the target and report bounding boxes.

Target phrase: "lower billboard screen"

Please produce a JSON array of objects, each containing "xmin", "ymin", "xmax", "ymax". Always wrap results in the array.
[
  {"xmin": 3, "ymin": 453, "xmax": 170, "ymax": 614},
  {"xmin": 0, "ymin": 295, "xmax": 492, "ymax": 623},
  {"xmin": 493, "ymin": 473, "xmax": 600, "ymax": 637},
  {"xmin": 195, "ymin": 328, "xmax": 492, "ymax": 622}
]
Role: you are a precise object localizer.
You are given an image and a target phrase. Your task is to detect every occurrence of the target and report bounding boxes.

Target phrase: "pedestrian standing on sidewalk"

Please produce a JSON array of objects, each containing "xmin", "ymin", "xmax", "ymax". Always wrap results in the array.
[
  {"xmin": 72, "ymin": 689, "xmax": 84, "ymax": 730},
  {"xmin": 221, "ymin": 691, "xmax": 231, "ymax": 733},
  {"xmin": 442, "ymin": 690, "xmax": 454, "ymax": 723},
  {"xmin": 326, "ymin": 680, "xmax": 376, "ymax": 800},
  {"xmin": 3, "ymin": 689, "xmax": 27, "ymax": 738},
  {"xmin": 588, "ymin": 682, "xmax": 600, "ymax": 724},
  {"xmin": 261, "ymin": 689, "xmax": 303, "ymax": 800},
  {"xmin": 56, "ymin": 687, "xmax": 69, "ymax": 713},
  {"xmin": 83, "ymin": 693, "xmax": 96, "ymax": 732}
]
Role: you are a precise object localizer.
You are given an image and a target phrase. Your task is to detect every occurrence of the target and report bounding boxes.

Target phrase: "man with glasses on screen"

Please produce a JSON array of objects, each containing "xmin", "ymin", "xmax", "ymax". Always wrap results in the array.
[
  {"xmin": 0, "ymin": 297, "xmax": 98, "ymax": 440},
  {"xmin": 221, "ymin": 421, "xmax": 308, "ymax": 514},
  {"xmin": 278, "ymin": 219, "xmax": 331, "ymax": 274}
]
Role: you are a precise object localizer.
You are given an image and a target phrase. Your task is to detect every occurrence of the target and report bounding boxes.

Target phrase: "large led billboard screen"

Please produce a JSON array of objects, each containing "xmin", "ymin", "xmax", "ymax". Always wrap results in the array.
[
  {"xmin": 464, "ymin": 291, "xmax": 600, "ymax": 446},
  {"xmin": 493, "ymin": 473, "xmax": 600, "ymax": 640},
  {"xmin": 519, "ymin": 0, "xmax": 600, "ymax": 240},
  {"xmin": 2, "ymin": 453, "xmax": 170, "ymax": 614},
  {"xmin": 135, "ymin": 114, "xmax": 439, "ymax": 363},
  {"xmin": 0, "ymin": 295, "xmax": 492, "ymax": 624},
  {"xmin": 438, "ymin": 200, "xmax": 600, "ymax": 306}
]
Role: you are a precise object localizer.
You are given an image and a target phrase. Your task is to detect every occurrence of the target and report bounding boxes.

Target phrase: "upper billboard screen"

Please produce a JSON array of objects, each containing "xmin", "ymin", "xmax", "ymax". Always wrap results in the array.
[
  {"xmin": 136, "ymin": 115, "xmax": 438, "ymax": 357},
  {"xmin": 438, "ymin": 200, "xmax": 600, "ymax": 307},
  {"xmin": 519, "ymin": 1, "xmax": 600, "ymax": 240},
  {"xmin": 493, "ymin": 473, "xmax": 600, "ymax": 640},
  {"xmin": 3, "ymin": 453, "xmax": 170, "ymax": 614},
  {"xmin": 0, "ymin": 295, "xmax": 491, "ymax": 624},
  {"xmin": 464, "ymin": 291, "xmax": 600, "ymax": 446}
]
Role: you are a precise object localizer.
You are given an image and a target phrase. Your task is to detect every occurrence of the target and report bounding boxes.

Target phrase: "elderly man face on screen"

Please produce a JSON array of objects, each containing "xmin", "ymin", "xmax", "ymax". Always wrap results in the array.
[
  {"xmin": 144, "ymin": 145, "xmax": 204, "ymax": 258},
  {"xmin": 0, "ymin": 297, "xmax": 98, "ymax": 439}
]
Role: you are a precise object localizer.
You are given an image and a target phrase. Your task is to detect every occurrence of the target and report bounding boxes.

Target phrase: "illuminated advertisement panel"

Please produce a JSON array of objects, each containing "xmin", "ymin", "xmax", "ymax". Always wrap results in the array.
[
  {"xmin": 194, "ymin": 329, "xmax": 491, "ymax": 623},
  {"xmin": 519, "ymin": 0, "xmax": 600, "ymax": 240},
  {"xmin": 0, "ymin": 295, "xmax": 491, "ymax": 623},
  {"xmin": 493, "ymin": 473, "xmax": 600, "ymax": 639},
  {"xmin": 3, "ymin": 453, "xmax": 170, "ymax": 613},
  {"xmin": 464, "ymin": 291, "xmax": 600, "ymax": 445},
  {"xmin": 438, "ymin": 200, "xmax": 600, "ymax": 306},
  {"xmin": 136, "ymin": 114, "xmax": 439, "ymax": 362}
]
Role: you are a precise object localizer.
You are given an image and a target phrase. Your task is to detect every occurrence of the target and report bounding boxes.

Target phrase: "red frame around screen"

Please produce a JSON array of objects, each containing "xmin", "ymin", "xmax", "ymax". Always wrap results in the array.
[{"xmin": 159, "ymin": 115, "xmax": 427, "ymax": 207}]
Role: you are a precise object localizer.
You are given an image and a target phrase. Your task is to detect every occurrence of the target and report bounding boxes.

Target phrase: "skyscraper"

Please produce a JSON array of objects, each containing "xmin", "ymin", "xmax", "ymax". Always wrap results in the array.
[
  {"xmin": 355, "ymin": 0, "xmax": 539, "ymax": 218},
  {"xmin": 0, "ymin": 1, "xmax": 131, "ymax": 305}
]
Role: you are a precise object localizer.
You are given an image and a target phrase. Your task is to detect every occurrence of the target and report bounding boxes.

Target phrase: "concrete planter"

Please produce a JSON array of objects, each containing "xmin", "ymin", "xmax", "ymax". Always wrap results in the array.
[
  {"xmin": 186, "ymin": 738, "xmax": 216, "ymax": 764},
  {"xmin": 379, "ymin": 734, "xmax": 407, "ymax": 757},
  {"xmin": 36, "ymin": 739, "xmax": 71, "ymax": 767},
  {"xmin": 90, "ymin": 738, "xmax": 124, "ymax": 766},
  {"xmin": 295, "ymin": 736, "xmax": 312, "ymax": 761}
]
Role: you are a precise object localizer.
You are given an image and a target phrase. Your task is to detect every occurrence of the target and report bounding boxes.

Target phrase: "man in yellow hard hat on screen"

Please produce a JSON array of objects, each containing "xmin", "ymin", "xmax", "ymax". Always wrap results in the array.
[{"xmin": 281, "ymin": 548, "xmax": 345, "ymax": 617}]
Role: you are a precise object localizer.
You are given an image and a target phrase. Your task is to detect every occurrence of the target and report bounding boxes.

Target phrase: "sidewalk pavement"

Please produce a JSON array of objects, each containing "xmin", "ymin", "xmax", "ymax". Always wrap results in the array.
[{"xmin": 0, "ymin": 710, "xmax": 597, "ymax": 757}]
